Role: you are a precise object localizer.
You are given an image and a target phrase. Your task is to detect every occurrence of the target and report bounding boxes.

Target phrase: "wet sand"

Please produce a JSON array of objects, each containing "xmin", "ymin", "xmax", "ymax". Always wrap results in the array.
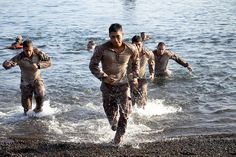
[{"xmin": 1, "ymin": 134, "xmax": 236, "ymax": 157}]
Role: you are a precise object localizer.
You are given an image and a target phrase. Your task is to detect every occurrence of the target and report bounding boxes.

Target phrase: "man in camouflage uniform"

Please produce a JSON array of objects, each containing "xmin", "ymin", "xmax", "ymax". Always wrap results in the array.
[
  {"xmin": 2, "ymin": 40, "xmax": 51, "ymax": 115},
  {"xmin": 130, "ymin": 35, "xmax": 155, "ymax": 109},
  {"xmin": 89, "ymin": 23, "xmax": 139, "ymax": 145},
  {"xmin": 153, "ymin": 42, "xmax": 192, "ymax": 77}
]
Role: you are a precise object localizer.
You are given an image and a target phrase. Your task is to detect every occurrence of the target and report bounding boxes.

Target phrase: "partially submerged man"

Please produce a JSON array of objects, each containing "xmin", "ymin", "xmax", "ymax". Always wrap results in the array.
[
  {"xmin": 140, "ymin": 32, "xmax": 151, "ymax": 42},
  {"xmin": 89, "ymin": 23, "xmax": 139, "ymax": 145},
  {"xmin": 6, "ymin": 35, "xmax": 23, "ymax": 49},
  {"xmin": 130, "ymin": 35, "xmax": 155, "ymax": 109},
  {"xmin": 87, "ymin": 40, "xmax": 96, "ymax": 51},
  {"xmin": 2, "ymin": 40, "xmax": 52, "ymax": 115},
  {"xmin": 153, "ymin": 42, "xmax": 192, "ymax": 77}
]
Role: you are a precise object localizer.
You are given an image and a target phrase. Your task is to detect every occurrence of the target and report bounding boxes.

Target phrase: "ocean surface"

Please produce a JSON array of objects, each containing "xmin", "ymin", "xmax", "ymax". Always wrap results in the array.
[{"xmin": 0, "ymin": 0, "xmax": 235, "ymax": 144}]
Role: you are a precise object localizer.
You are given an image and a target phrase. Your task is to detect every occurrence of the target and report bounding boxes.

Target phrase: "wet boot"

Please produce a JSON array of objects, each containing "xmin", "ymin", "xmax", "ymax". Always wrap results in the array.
[
  {"xmin": 111, "ymin": 124, "xmax": 118, "ymax": 131},
  {"xmin": 33, "ymin": 108, "xmax": 43, "ymax": 113},
  {"xmin": 114, "ymin": 131, "xmax": 123, "ymax": 145},
  {"xmin": 23, "ymin": 109, "xmax": 28, "ymax": 116}
]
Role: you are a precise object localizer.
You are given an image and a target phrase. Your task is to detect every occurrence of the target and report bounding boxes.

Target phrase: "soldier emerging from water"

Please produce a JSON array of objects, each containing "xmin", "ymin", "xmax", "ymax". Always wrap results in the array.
[
  {"xmin": 5, "ymin": 35, "xmax": 24, "ymax": 49},
  {"xmin": 153, "ymin": 42, "xmax": 192, "ymax": 77},
  {"xmin": 140, "ymin": 32, "xmax": 151, "ymax": 42},
  {"xmin": 130, "ymin": 35, "xmax": 155, "ymax": 109},
  {"xmin": 87, "ymin": 40, "xmax": 96, "ymax": 51},
  {"xmin": 89, "ymin": 23, "xmax": 139, "ymax": 145},
  {"xmin": 2, "ymin": 40, "xmax": 51, "ymax": 115}
]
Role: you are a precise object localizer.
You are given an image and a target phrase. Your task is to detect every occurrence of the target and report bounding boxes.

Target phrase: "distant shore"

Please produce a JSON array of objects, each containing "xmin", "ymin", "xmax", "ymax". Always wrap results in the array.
[{"xmin": 1, "ymin": 134, "xmax": 236, "ymax": 156}]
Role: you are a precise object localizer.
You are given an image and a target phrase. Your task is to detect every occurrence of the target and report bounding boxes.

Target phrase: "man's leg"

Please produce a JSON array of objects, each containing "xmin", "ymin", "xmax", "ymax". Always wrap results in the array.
[
  {"xmin": 101, "ymin": 83, "xmax": 118, "ymax": 131},
  {"xmin": 33, "ymin": 80, "xmax": 45, "ymax": 113},
  {"xmin": 137, "ymin": 79, "xmax": 148, "ymax": 109},
  {"xmin": 114, "ymin": 84, "xmax": 132, "ymax": 144},
  {"xmin": 129, "ymin": 81, "xmax": 137, "ymax": 107},
  {"xmin": 20, "ymin": 84, "xmax": 33, "ymax": 115}
]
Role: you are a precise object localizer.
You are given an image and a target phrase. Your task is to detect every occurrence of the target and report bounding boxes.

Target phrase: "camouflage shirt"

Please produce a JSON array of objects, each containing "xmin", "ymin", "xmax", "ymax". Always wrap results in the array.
[
  {"xmin": 89, "ymin": 41, "xmax": 139, "ymax": 85},
  {"xmin": 138, "ymin": 49, "xmax": 155, "ymax": 78},
  {"xmin": 6, "ymin": 48, "xmax": 51, "ymax": 85},
  {"xmin": 153, "ymin": 49, "xmax": 189, "ymax": 75}
]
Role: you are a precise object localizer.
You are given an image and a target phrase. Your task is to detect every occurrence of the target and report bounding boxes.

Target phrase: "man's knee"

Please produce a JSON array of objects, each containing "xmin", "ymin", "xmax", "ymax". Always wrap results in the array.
[
  {"xmin": 21, "ymin": 85, "xmax": 33, "ymax": 109},
  {"xmin": 34, "ymin": 80, "xmax": 45, "ymax": 98}
]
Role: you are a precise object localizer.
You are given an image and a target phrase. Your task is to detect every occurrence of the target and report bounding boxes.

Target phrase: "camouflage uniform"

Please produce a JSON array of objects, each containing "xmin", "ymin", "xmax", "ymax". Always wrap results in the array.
[
  {"xmin": 3, "ymin": 48, "xmax": 51, "ymax": 113},
  {"xmin": 89, "ymin": 41, "xmax": 139, "ymax": 143},
  {"xmin": 129, "ymin": 49, "xmax": 155, "ymax": 108},
  {"xmin": 153, "ymin": 49, "xmax": 189, "ymax": 77}
]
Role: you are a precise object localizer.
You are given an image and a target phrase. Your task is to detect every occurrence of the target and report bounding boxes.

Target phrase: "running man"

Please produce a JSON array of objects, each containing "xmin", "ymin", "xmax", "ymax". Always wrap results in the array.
[
  {"xmin": 89, "ymin": 23, "xmax": 139, "ymax": 145},
  {"xmin": 2, "ymin": 40, "xmax": 52, "ymax": 115}
]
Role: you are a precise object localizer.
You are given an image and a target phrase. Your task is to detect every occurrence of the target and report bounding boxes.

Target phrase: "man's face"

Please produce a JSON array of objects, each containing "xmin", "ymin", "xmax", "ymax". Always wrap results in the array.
[
  {"xmin": 109, "ymin": 31, "xmax": 123, "ymax": 47},
  {"xmin": 158, "ymin": 45, "xmax": 166, "ymax": 55},
  {"xmin": 134, "ymin": 41, "xmax": 143, "ymax": 53},
  {"xmin": 141, "ymin": 33, "xmax": 145, "ymax": 40},
  {"xmin": 23, "ymin": 44, "xmax": 33, "ymax": 58}
]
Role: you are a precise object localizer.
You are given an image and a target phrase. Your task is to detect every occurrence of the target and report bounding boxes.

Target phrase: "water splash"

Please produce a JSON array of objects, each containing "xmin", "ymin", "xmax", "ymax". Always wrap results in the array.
[
  {"xmin": 27, "ymin": 100, "xmax": 59, "ymax": 117},
  {"xmin": 133, "ymin": 99, "xmax": 182, "ymax": 118},
  {"xmin": 0, "ymin": 100, "xmax": 59, "ymax": 124},
  {"xmin": 45, "ymin": 100, "xmax": 180, "ymax": 144}
]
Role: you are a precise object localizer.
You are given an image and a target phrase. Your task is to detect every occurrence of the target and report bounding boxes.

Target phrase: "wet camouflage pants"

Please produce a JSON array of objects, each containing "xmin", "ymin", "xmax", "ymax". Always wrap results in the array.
[
  {"xmin": 130, "ymin": 78, "xmax": 148, "ymax": 108},
  {"xmin": 20, "ymin": 79, "xmax": 45, "ymax": 112},
  {"xmin": 101, "ymin": 82, "xmax": 132, "ymax": 136}
]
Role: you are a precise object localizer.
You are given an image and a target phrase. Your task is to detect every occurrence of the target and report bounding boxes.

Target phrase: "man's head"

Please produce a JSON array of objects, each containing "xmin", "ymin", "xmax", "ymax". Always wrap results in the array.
[
  {"xmin": 140, "ymin": 32, "xmax": 145, "ymax": 40},
  {"xmin": 87, "ymin": 40, "xmax": 96, "ymax": 50},
  {"xmin": 157, "ymin": 42, "xmax": 166, "ymax": 55},
  {"xmin": 109, "ymin": 23, "xmax": 123, "ymax": 47},
  {"xmin": 16, "ymin": 35, "xmax": 23, "ymax": 42},
  {"xmin": 132, "ymin": 35, "xmax": 143, "ymax": 53},
  {"xmin": 23, "ymin": 40, "xmax": 33, "ymax": 57}
]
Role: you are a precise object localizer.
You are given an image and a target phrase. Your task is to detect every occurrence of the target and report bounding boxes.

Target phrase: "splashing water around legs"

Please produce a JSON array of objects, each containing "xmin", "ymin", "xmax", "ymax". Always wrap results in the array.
[
  {"xmin": 133, "ymin": 99, "xmax": 182, "ymax": 117},
  {"xmin": 26, "ymin": 100, "xmax": 59, "ymax": 117}
]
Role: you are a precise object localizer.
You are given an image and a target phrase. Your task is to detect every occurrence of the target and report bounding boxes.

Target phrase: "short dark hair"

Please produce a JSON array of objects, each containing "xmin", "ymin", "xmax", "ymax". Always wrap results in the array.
[
  {"xmin": 157, "ymin": 42, "xmax": 165, "ymax": 48},
  {"xmin": 23, "ymin": 40, "xmax": 33, "ymax": 48},
  {"xmin": 109, "ymin": 23, "xmax": 123, "ymax": 33},
  {"xmin": 131, "ymin": 35, "xmax": 142, "ymax": 43},
  {"xmin": 88, "ymin": 40, "xmax": 95, "ymax": 45}
]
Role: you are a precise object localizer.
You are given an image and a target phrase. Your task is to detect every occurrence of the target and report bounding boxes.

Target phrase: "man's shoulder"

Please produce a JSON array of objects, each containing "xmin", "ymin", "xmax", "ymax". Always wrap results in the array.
[
  {"xmin": 153, "ymin": 49, "xmax": 157, "ymax": 54},
  {"xmin": 165, "ymin": 49, "xmax": 175, "ymax": 56},
  {"xmin": 124, "ymin": 42, "xmax": 137, "ymax": 53},
  {"xmin": 144, "ymin": 49, "xmax": 154, "ymax": 58},
  {"xmin": 11, "ymin": 51, "xmax": 24, "ymax": 61},
  {"xmin": 95, "ymin": 41, "xmax": 111, "ymax": 52},
  {"xmin": 33, "ymin": 48, "xmax": 46, "ymax": 55},
  {"xmin": 33, "ymin": 47, "xmax": 40, "ymax": 54},
  {"xmin": 144, "ymin": 48, "xmax": 153, "ymax": 54}
]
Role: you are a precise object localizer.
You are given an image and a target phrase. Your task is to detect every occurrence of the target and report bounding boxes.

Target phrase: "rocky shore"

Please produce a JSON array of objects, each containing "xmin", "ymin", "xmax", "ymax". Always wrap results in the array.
[{"xmin": 1, "ymin": 134, "xmax": 236, "ymax": 157}]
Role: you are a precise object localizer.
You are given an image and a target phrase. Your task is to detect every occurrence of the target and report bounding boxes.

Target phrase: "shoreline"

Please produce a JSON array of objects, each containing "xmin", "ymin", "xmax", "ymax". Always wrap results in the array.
[{"xmin": 1, "ymin": 134, "xmax": 236, "ymax": 156}]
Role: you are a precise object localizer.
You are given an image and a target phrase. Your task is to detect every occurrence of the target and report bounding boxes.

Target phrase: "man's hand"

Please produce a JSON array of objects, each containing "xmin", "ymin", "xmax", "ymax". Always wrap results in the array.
[
  {"xmin": 32, "ymin": 63, "xmax": 39, "ymax": 71},
  {"xmin": 3, "ymin": 60, "xmax": 15, "ymax": 69},
  {"xmin": 187, "ymin": 65, "xmax": 192, "ymax": 73},
  {"xmin": 149, "ymin": 73, "xmax": 154, "ymax": 81},
  {"xmin": 102, "ymin": 76, "xmax": 116, "ymax": 84}
]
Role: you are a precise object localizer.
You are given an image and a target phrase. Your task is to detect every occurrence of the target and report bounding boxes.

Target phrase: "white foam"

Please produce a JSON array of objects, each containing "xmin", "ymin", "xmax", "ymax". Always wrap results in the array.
[
  {"xmin": 0, "ymin": 111, "xmax": 7, "ymax": 117},
  {"xmin": 0, "ymin": 100, "xmax": 59, "ymax": 124},
  {"xmin": 48, "ymin": 116, "xmax": 65, "ymax": 135},
  {"xmin": 46, "ymin": 101, "xmax": 182, "ymax": 144},
  {"xmin": 26, "ymin": 100, "xmax": 59, "ymax": 117},
  {"xmin": 1, "ymin": 100, "xmax": 181, "ymax": 144},
  {"xmin": 133, "ymin": 99, "xmax": 182, "ymax": 118}
]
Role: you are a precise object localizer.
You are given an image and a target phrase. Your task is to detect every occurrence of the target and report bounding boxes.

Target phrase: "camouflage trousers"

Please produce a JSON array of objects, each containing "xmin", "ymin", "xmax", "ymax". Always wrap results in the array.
[
  {"xmin": 130, "ymin": 78, "xmax": 148, "ymax": 109},
  {"xmin": 20, "ymin": 79, "xmax": 45, "ymax": 112},
  {"xmin": 100, "ymin": 82, "xmax": 132, "ymax": 136}
]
